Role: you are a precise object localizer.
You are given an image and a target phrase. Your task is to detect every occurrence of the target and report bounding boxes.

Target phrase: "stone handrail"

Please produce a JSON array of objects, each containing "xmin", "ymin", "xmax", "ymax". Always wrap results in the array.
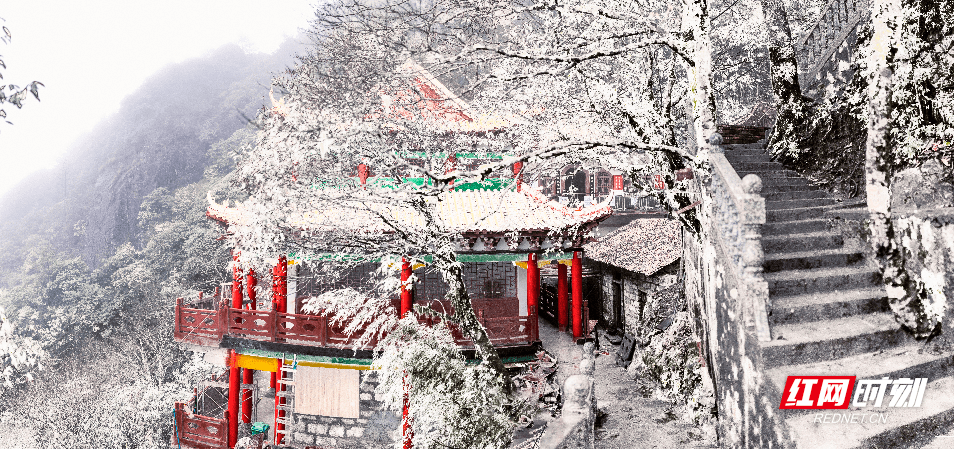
[
  {"xmin": 707, "ymin": 144, "xmax": 771, "ymax": 342},
  {"xmin": 796, "ymin": 0, "xmax": 872, "ymax": 89}
]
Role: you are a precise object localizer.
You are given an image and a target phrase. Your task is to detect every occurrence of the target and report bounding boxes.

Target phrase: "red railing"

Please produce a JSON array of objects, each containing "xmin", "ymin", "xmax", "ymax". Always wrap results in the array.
[
  {"xmin": 174, "ymin": 298, "xmax": 537, "ymax": 350},
  {"xmin": 175, "ymin": 298, "xmax": 226, "ymax": 347},
  {"xmin": 173, "ymin": 402, "xmax": 228, "ymax": 449}
]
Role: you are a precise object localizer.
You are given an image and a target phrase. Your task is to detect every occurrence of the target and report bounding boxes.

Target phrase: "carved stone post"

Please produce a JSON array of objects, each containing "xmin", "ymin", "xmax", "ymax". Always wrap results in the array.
[{"xmin": 741, "ymin": 174, "xmax": 772, "ymax": 342}]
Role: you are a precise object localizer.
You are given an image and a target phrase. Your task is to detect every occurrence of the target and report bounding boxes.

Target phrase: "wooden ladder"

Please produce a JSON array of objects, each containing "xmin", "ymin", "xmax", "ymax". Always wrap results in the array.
[{"xmin": 275, "ymin": 354, "xmax": 297, "ymax": 445}]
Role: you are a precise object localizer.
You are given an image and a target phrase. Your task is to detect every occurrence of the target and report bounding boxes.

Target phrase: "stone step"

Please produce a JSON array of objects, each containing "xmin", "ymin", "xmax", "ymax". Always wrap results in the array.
[
  {"xmin": 921, "ymin": 421, "xmax": 954, "ymax": 449},
  {"xmin": 765, "ymin": 218, "xmax": 832, "ymax": 236},
  {"xmin": 734, "ymin": 169, "xmax": 801, "ymax": 179},
  {"xmin": 722, "ymin": 143, "xmax": 767, "ymax": 151},
  {"xmin": 785, "ymin": 376, "xmax": 954, "ymax": 448},
  {"xmin": 767, "ymin": 343, "xmax": 954, "ymax": 415},
  {"xmin": 765, "ymin": 342, "xmax": 954, "ymax": 448},
  {"xmin": 764, "ymin": 190, "xmax": 832, "ymax": 202},
  {"xmin": 763, "ymin": 247, "xmax": 866, "ymax": 273},
  {"xmin": 770, "ymin": 286, "xmax": 888, "ymax": 325},
  {"xmin": 762, "ymin": 312, "xmax": 909, "ymax": 368},
  {"xmin": 733, "ymin": 161, "xmax": 788, "ymax": 171},
  {"xmin": 721, "ymin": 138, "xmax": 766, "ymax": 146},
  {"xmin": 765, "ymin": 265, "xmax": 880, "ymax": 297},
  {"xmin": 763, "ymin": 231, "xmax": 843, "ymax": 253},
  {"xmin": 724, "ymin": 148, "xmax": 771, "ymax": 156},
  {"xmin": 766, "ymin": 197, "xmax": 838, "ymax": 211},
  {"xmin": 761, "ymin": 183, "xmax": 821, "ymax": 192},
  {"xmin": 759, "ymin": 176, "xmax": 814, "ymax": 187},
  {"xmin": 725, "ymin": 154, "xmax": 774, "ymax": 164},
  {"xmin": 767, "ymin": 205, "xmax": 840, "ymax": 222}
]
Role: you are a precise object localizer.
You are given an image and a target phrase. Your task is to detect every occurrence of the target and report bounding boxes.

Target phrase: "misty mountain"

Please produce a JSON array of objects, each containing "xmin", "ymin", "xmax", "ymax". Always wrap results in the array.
[{"xmin": 0, "ymin": 39, "xmax": 305, "ymax": 279}]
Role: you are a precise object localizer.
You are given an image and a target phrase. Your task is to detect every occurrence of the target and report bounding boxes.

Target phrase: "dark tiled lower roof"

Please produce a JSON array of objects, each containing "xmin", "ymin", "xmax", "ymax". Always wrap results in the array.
[{"xmin": 584, "ymin": 218, "xmax": 682, "ymax": 275}]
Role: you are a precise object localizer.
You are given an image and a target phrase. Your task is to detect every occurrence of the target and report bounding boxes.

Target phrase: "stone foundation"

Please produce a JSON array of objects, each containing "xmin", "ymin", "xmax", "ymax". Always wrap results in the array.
[{"xmin": 290, "ymin": 370, "xmax": 401, "ymax": 449}]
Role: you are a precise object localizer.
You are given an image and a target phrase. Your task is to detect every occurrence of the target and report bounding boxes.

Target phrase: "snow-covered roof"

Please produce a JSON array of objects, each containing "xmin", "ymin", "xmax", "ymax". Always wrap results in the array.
[
  {"xmin": 376, "ymin": 59, "xmax": 523, "ymax": 133},
  {"xmin": 207, "ymin": 187, "xmax": 613, "ymax": 237},
  {"xmin": 583, "ymin": 218, "xmax": 682, "ymax": 275}
]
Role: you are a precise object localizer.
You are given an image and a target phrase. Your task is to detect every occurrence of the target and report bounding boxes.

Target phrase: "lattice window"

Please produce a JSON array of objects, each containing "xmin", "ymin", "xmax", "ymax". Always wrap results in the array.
[
  {"xmin": 295, "ymin": 262, "xmax": 377, "ymax": 304},
  {"xmin": 466, "ymin": 262, "xmax": 517, "ymax": 299},
  {"xmin": 596, "ymin": 171, "xmax": 612, "ymax": 196},
  {"xmin": 417, "ymin": 262, "xmax": 517, "ymax": 303}
]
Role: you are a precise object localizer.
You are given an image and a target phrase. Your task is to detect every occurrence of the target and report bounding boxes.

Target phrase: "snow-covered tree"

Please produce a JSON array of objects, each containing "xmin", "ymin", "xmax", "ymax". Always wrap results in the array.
[
  {"xmin": 226, "ymin": 0, "xmax": 726, "ymax": 446},
  {"xmin": 0, "ymin": 18, "xmax": 43, "ymax": 129},
  {"xmin": 864, "ymin": 0, "xmax": 954, "ymax": 337}
]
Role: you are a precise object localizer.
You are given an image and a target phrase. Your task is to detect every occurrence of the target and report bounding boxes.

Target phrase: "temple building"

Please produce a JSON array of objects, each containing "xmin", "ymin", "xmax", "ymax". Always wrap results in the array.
[{"xmin": 170, "ymin": 61, "xmax": 616, "ymax": 449}]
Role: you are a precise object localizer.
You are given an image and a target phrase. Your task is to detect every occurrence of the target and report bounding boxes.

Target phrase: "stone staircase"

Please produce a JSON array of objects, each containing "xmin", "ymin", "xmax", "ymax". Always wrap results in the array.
[{"xmin": 721, "ymin": 141, "xmax": 954, "ymax": 448}]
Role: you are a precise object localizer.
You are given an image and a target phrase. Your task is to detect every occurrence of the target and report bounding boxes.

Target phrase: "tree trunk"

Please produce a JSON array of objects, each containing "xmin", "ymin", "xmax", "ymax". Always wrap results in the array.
[
  {"xmin": 760, "ymin": 0, "xmax": 808, "ymax": 155},
  {"xmin": 682, "ymin": 0, "xmax": 719, "ymax": 155},
  {"xmin": 440, "ymin": 256, "xmax": 508, "ymax": 380}
]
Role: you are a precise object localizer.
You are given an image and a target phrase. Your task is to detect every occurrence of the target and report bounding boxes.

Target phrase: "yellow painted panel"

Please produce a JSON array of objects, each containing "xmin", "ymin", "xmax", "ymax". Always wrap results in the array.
[
  {"xmin": 235, "ymin": 354, "xmax": 372, "ymax": 372},
  {"xmin": 235, "ymin": 354, "xmax": 278, "ymax": 372},
  {"xmin": 515, "ymin": 260, "xmax": 555, "ymax": 270},
  {"xmin": 297, "ymin": 361, "xmax": 372, "ymax": 371}
]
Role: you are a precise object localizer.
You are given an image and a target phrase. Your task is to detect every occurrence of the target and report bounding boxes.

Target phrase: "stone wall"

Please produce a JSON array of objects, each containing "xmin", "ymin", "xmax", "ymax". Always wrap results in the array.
[
  {"xmin": 888, "ymin": 212, "xmax": 954, "ymax": 340},
  {"xmin": 682, "ymin": 230, "xmax": 787, "ymax": 448},
  {"xmin": 595, "ymin": 260, "xmax": 680, "ymax": 340},
  {"xmin": 680, "ymin": 149, "xmax": 786, "ymax": 447},
  {"xmin": 290, "ymin": 370, "xmax": 401, "ymax": 449}
]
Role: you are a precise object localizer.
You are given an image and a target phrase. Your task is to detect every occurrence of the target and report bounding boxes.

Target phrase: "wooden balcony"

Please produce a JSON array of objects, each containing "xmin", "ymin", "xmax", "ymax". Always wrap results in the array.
[{"xmin": 174, "ymin": 297, "xmax": 539, "ymax": 351}]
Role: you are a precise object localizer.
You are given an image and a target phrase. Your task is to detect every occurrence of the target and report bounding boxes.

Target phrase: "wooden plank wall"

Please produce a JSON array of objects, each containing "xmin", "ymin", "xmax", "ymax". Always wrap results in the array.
[{"xmin": 295, "ymin": 366, "xmax": 360, "ymax": 419}]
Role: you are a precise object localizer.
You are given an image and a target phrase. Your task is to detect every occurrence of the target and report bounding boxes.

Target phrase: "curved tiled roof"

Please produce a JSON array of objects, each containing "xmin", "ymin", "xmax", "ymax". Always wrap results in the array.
[
  {"xmin": 583, "ymin": 218, "xmax": 682, "ymax": 275},
  {"xmin": 207, "ymin": 187, "xmax": 613, "ymax": 236}
]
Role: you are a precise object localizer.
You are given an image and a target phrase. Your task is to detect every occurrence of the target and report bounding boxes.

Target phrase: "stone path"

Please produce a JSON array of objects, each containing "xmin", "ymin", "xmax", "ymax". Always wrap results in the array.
[
  {"xmin": 519, "ymin": 321, "xmax": 714, "ymax": 448},
  {"xmin": 590, "ymin": 342, "xmax": 715, "ymax": 448}
]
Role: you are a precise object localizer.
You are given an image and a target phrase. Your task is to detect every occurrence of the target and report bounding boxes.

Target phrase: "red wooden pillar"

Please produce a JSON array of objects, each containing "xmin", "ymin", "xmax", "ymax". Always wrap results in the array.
[
  {"xmin": 528, "ymin": 253, "xmax": 541, "ymax": 341},
  {"xmin": 231, "ymin": 251, "xmax": 243, "ymax": 309},
  {"xmin": 241, "ymin": 271, "xmax": 256, "ymax": 424},
  {"xmin": 274, "ymin": 256, "xmax": 288, "ymax": 313},
  {"xmin": 557, "ymin": 262, "xmax": 569, "ymax": 332},
  {"xmin": 275, "ymin": 358, "xmax": 286, "ymax": 446},
  {"xmin": 227, "ymin": 350, "xmax": 240, "ymax": 448},
  {"xmin": 445, "ymin": 154, "xmax": 457, "ymax": 190},
  {"xmin": 526, "ymin": 253, "xmax": 539, "ymax": 314},
  {"xmin": 246, "ymin": 269, "xmax": 257, "ymax": 310},
  {"xmin": 400, "ymin": 257, "xmax": 413, "ymax": 448},
  {"xmin": 358, "ymin": 162, "xmax": 370, "ymax": 188},
  {"xmin": 400, "ymin": 258, "xmax": 412, "ymax": 318},
  {"xmin": 269, "ymin": 257, "xmax": 287, "ymax": 390},
  {"xmin": 512, "ymin": 161, "xmax": 524, "ymax": 192},
  {"xmin": 403, "ymin": 377, "xmax": 413, "ymax": 449},
  {"xmin": 571, "ymin": 251, "xmax": 583, "ymax": 339}
]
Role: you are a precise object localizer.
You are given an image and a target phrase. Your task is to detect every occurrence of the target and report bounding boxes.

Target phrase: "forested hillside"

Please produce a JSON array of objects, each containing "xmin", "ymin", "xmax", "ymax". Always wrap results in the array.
[
  {"xmin": 0, "ymin": 39, "xmax": 300, "ymax": 448},
  {"xmin": 0, "ymin": 39, "xmax": 301, "ymax": 277}
]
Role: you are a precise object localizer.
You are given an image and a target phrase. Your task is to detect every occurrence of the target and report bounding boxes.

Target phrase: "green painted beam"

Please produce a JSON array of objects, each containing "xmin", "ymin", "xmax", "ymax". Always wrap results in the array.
[
  {"xmin": 289, "ymin": 251, "xmax": 576, "ymax": 264},
  {"xmin": 236, "ymin": 348, "xmax": 373, "ymax": 366}
]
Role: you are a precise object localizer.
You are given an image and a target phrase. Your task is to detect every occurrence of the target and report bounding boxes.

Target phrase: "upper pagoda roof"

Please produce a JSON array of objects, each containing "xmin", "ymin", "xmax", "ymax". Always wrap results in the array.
[{"xmin": 374, "ymin": 59, "xmax": 523, "ymax": 134}]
